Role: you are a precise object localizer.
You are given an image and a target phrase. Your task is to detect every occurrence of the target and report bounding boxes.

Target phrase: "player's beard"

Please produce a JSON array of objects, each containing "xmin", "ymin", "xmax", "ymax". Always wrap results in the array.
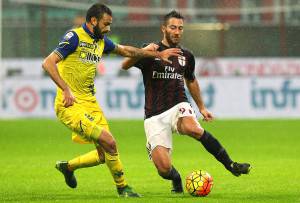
[
  {"xmin": 93, "ymin": 22, "xmax": 103, "ymax": 41},
  {"xmin": 165, "ymin": 32, "xmax": 180, "ymax": 47}
]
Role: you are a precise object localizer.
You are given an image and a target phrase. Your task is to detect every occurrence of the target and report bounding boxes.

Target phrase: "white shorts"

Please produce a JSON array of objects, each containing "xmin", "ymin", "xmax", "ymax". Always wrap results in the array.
[{"xmin": 144, "ymin": 102, "xmax": 198, "ymax": 158}]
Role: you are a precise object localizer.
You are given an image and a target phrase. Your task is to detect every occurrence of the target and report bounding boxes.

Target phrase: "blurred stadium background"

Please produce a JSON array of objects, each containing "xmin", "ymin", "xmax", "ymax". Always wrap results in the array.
[
  {"xmin": 1, "ymin": 1, "xmax": 300, "ymax": 202},
  {"xmin": 1, "ymin": 0, "xmax": 300, "ymax": 119}
]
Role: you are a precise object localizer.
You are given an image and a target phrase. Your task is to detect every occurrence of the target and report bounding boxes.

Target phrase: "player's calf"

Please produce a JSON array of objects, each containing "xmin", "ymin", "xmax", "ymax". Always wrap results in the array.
[
  {"xmin": 198, "ymin": 131, "xmax": 235, "ymax": 171},
  {"xmin": 159, "ymin": 166, "xmax": 183, "ymax": 193}
]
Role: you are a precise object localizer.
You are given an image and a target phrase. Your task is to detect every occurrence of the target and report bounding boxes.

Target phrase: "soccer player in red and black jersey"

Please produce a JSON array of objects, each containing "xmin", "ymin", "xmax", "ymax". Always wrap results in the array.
[{"xmin": 122, "ymin": 10, "xmax": 251, "ymax": 193}]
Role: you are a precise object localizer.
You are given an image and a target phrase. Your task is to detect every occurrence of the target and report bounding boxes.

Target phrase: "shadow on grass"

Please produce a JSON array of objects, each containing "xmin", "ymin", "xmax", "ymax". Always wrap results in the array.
[
  {"xmin": 1, "ymin": 192, "xmax": 299, "ymax": 203},
  {"xmin": 208, "ymin": 193, "xmax": 300, "ymax": 202},
  {"xmin": 1, "ymin": 193, "xmax": 117, "ymax": 202}
]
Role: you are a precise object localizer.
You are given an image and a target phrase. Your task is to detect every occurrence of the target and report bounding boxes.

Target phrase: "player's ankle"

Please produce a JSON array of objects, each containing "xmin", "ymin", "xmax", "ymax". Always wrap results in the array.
[{"xmin": 66, "ymin": 163, "xmax": 75, "ymax": 172}]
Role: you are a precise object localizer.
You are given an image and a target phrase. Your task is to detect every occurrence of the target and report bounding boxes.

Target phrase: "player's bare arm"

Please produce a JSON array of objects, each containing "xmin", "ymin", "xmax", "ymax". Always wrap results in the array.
[
  {"xmin": 122, "ymin": 43, "xmax": 159, "ymax": 70},
  {"xmin": 185, "ymin": 78, "xmax": 214, "ymax": 122},
  {"xmin": 42, "ymin": 52, "xmax": 76, "ymax": 107},
  {"xmin": 114, "ymin": 44, "xmax": 181, "ymax": 64}
]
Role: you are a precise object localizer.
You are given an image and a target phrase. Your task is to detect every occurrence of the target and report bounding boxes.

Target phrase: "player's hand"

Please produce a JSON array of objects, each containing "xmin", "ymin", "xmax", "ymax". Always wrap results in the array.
[
  {"xmin": 200, "ymin": 108, "xmax": 214, "ymax": 122},
  {"xmin": 142, "ymin": 43, "xmax": 159, "ymax": 51},
  {"xmin": 159, "ymin": 48, "xmax": 182, "ymax": 63},
  {"xmin": 63, "ymin": 87, "xmax": 76, "ymax": 107}
]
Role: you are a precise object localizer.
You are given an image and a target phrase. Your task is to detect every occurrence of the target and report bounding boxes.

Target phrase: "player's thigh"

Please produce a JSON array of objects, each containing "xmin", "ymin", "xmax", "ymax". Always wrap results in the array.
[
  {"xmin": 144, "ymin": 117, "xmax": 173, "ymax": 157},
  {"xmin": 178, "ymin": 116, "xmax": 204, "ymax": 138},
  {"xmin": 56, "ymin": 103, "xmax": 103, "ymax": 143},
  {"xmin": 90, "ymin": 102, "xmax": 110, "ymax": 132},
  {"xmin": 173, "ymin": 102, "xmax": 204, "ymax": 137},
  {"xmin": 89, "ymin": 103, "xmax": 117, "ymax": 151}
]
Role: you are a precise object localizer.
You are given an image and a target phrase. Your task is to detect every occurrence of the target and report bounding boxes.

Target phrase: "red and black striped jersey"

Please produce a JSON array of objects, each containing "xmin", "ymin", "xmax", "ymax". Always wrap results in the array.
[{"xmin": 134, "ymin": 42, "xmax": 196, "ymax": 119}]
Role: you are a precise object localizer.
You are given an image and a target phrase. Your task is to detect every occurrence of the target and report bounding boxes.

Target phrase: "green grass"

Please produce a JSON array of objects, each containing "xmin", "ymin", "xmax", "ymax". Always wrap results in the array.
[{"xmin": 0, "ymin": 119, "xmax": 299, "ymax": 203}]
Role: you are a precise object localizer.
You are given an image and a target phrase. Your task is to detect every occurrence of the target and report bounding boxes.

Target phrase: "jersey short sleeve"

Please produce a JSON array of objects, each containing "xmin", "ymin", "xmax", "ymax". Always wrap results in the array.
[
  {"xmin": 184, "ymin": 53, "xmax": 196, "ymax": 81},
  {"xmin": 54, "ymin": 31, "xmax": 79, "ymax": 59},
  {"xmin": 103, "ymin": 36, "xmax": 116, "ymax": 54}
]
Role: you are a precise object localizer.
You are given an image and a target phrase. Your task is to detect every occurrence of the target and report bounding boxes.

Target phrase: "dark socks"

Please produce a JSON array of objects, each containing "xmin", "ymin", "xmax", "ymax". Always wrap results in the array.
[
  {"xmin": 198, "ymin": 130, "xmax": 233, "ymax": 171},
  {"xmin": 159, "ymin": 166, "xmax": 180, "ymax": 179},
  {"xmin": 159, "ymin": 166, "xmax": 183, "ymax": 192}
]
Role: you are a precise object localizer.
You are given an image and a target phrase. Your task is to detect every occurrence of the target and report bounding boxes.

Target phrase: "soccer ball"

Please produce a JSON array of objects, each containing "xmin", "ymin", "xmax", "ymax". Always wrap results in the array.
[{"xmin": 185, "ymin": 170, "xmax": 213, "ymax": 197}]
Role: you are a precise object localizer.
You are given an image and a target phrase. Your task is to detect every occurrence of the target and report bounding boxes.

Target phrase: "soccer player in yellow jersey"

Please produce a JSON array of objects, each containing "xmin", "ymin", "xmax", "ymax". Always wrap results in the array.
[{"xmin": 42, "ymin": 3, "xmax": 181, "ymax": 197}]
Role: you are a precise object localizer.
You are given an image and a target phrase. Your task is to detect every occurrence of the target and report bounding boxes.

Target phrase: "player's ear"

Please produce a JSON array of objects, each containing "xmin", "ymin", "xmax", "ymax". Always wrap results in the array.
[
  {"xmin": 161, "ymin": 24, "xmax": 166, "ymax": 33},
  {"xmin": 90, "ymin": 17, "xmax": 97, "ymax": 27}
]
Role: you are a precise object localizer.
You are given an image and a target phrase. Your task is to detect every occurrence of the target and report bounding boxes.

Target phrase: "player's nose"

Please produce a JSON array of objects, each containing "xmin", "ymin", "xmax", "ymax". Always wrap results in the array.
[
  {"xmin": 174, "ymin": 28, "xmax": 181, "ymax": 35},
  {"xmin": 103, "ymin": 27, "xmax": 111, "ymax": 34}
]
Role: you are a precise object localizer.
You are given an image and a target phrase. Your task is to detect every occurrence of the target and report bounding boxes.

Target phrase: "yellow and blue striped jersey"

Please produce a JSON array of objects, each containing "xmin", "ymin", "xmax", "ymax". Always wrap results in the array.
[{"xmin": 54, "ymin": 23, "xmax": 115, "ymax": 101}]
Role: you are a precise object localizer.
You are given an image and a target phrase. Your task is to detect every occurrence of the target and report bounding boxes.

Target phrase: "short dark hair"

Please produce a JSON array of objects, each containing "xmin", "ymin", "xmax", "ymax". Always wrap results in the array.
[
  {"xmin": 163, "ymin": 10, "xmax": 184, "ymax": 25},
  {"xmin": 86, "ymin": 3, "xmax": 112, "ymax": 22}
]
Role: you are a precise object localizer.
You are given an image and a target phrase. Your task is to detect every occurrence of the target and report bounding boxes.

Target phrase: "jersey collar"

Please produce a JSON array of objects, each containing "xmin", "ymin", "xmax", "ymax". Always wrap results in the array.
[
  {"xmin": 82, "ymin": 23, "xmax": 96, "ymax": 39},
  {"xmin": 159, "ymin": 41, "xmax": 181, "ymax": 49}
]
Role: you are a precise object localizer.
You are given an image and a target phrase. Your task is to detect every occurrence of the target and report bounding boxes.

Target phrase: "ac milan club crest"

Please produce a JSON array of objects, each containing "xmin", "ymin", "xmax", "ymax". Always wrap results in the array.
[{"xmin": 178, "ymin": 56, "xmax": 186, "ymax": 66}]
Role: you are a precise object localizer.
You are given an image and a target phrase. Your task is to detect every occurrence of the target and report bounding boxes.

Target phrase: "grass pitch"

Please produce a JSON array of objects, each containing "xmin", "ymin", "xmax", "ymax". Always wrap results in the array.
[{"xmin": 0, "ymin": 119, "xmax": 299, "ymax": 203}]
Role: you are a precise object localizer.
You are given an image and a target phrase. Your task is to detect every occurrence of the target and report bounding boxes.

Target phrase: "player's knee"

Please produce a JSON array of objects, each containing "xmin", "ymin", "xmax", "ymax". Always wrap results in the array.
[
  {"xmin": 191, "ymin": 127, "xmax": 204, "ymax": 139},
  {"xmin": 183, "ymin": 124, "xmax": 204, "ymax": 139}
]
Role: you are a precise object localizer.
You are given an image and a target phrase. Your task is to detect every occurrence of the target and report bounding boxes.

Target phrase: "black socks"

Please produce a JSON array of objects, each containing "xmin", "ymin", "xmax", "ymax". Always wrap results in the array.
[
  {"xmin": 159, "ymin": 166, "xmax": 183, "ymax": 192},
  {"xmin": 198, "ymin": 130, "xmax": 233, "ymax": 171},
  {"xmin": 159, "ymin": 166, "xmax": 181, "ymax": 180}
]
